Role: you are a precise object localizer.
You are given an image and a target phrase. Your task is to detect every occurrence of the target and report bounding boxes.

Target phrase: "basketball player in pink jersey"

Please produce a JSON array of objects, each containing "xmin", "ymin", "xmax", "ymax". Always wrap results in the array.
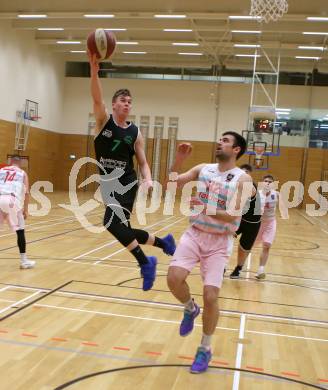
[
  {"xmin": 167, "ymin": 132, "xmax": 252, "ymax": 374},
  {"xmin": 0, "ymin": 156, "xmax": 35, "ymax": 269},
  {"xmin": 255, "ymin": 174, "xmax": 278, "ymax": 279}
]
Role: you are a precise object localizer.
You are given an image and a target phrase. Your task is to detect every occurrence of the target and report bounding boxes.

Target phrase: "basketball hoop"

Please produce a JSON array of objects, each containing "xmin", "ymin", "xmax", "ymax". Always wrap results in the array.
[
  {"xmin": 254, "ymin": 145, "xmax": 265, "ymax": 168},
  {"xmin": 250, "ymin": 0, "xmax": 288, "ymax": 23}
]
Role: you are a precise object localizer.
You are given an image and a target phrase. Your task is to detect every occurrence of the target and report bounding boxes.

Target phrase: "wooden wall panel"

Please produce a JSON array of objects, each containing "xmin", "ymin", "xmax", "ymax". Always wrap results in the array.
[
  {"xmin": 0, "ymin": 120, "xmax": 15, "ymax": 162},
  {"xmin": 54, "ymin": 134, "xmax": 93, "ymax": 191},
  {"xmin": 1, "ymin": 117, "xmax": 327, "ymax": 210},
  {"xmin": 303, "ymin": 148, "xmax": 324, "ymax": 205},
  {"xmin": 238, "ymin": 146, "xmax": 305, "ymax": 186},
  {"xmin": 0, "ymin": 119, "xmax": 60, "ymax": 187}
]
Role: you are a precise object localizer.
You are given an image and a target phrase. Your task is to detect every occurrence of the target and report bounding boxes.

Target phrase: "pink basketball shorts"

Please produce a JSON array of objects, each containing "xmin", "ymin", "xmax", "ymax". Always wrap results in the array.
[
  {"xmin": 256, "ymin": 217, "xmax": 276, "ymax": 245},
  {"xmin": 169, "ymin": 225, "xmax": 233, "ymax": 288}
]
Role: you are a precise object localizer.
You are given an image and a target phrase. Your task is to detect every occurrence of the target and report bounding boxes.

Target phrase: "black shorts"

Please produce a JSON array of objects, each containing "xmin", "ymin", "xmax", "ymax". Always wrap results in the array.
[{"xmin": 236, "ymin": 219, "xmax": 261, "ymax": 251}]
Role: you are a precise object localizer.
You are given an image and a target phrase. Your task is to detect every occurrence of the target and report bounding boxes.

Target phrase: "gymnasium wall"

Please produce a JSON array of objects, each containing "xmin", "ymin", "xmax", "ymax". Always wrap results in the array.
[
  {"xmin": 0, "ymin": 115, "xmax": 326, "ymax": 212},
  {"xmin": 62, "ymin": 76, "xmax": 328, "ymax": 143},
  {"xmin": 0, "ymin": 20, "xmax": 65, "ymax": 133},
  {"xmin": 0, "ymin": 118, "xmax": 61, "ymax": 185}
]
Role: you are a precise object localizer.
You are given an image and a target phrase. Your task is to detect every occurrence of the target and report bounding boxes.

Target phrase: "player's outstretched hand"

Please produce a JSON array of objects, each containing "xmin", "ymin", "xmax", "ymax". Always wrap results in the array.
[{"xmin": 176, "ymin": 143, "xmax": 192, "ymax": 160}]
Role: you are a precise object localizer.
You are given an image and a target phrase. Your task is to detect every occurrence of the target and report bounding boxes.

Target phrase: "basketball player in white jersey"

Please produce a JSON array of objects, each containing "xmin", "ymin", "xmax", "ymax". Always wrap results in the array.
[
  {"xmin": 0, "ymin": 156, "xmax": 35, "ymax": 269},
  {"xmin": 255, "ymin": 174, "xmax": 278, "ymax": 279},
  {"xmin": 167, "ymin": 132, "xmax": 252, "ymax": 374}
]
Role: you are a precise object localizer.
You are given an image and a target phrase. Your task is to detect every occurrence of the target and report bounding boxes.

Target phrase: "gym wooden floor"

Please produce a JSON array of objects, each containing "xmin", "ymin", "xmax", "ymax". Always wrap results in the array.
[{"xmin": 0, "ymin": 192, "xmax": 327, "ymax": 390}]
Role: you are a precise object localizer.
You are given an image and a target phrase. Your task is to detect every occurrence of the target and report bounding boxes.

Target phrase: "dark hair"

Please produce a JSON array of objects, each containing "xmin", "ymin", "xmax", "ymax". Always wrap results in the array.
[
  {"xmin": 222, "ymin": 131, "xmax": 247, "ymax": 159},
  {"xmin": 112, "ymin": 89, "xmax": 132, "ymax": 103},
  {"xmin": 263, "ymin": 174, "xmax": 274, "ymax": 181},
  {"xmin": 240, "ymin": 163, "xmax": 252, "ymax": 172}
]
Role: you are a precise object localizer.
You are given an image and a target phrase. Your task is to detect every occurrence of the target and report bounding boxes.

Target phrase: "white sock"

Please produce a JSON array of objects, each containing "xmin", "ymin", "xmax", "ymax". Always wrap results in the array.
[
  {"xmin": 184, "ymin": 298, "xmax": 195, "ymax": 313},
  {"xmin": 258, "ymin": 266, "xmax": 265, "ymax": 274},
  {"xmin": 20, "ymin": 253, "xmax": 27, "ymax": 262},
  {"xmin": 201, "ymin": 334, "xmax": 212, "ymax": 350}
]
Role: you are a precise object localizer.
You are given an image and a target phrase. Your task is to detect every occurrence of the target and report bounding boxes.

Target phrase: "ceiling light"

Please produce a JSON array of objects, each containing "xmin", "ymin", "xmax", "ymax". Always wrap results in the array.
[
  {"xmin": 172, "ymin": 42, "xmax": 199, "ymax": 46},
  {"xmin": 164, "ymin": 29, "xmax": 193, "ymax": 32},
  {"xmin": 295, "ymin": 56, "xmax": 321, "ymax": 60},
  {"xmin": 276, "ymin": 108, "xmax": 291, "ymax": 111},
  {"xmin": 123, "ymin": 51, "xmax": 146, "ymax": 54},
  {"xmin": 235, "ymin": 54, "xmax": 261, "ymax": 57},
  {"xmin": 229, "ymin": 15, "xmax": 261, "ymax": 20},
  {"xmin": 232, "ymin": 30, "xmax": 262, "ymax": 34},
  {"xmin": 84, "ymin": 14, "xmax": 114, "ymax": 18},
  {"xmin": 18, "ymin": 14, "xmax": 47, "ymax": 18},
  {"xmin": 57, "ymin": 41, "xmax": 81, "ymax": 44},
  {"xmin": 178, "ymin": 52, "xmax": 203, "ymax": 56},
  {"xmin": 70, "ymin": 50, "xmax": 86, "ymax": 53},
  {"xmin": 307, "ymin": 17, "xmax": 328, "ymax": 21},
  {"xmin": 298, "ymin": 45, "xmax": 325, "ymax": 50},
  {"xmin": 116, "ymin": 41, "xmax": 139, "ymax": 45},
  {"xmin": 303, "ymin": 32, "xmax": 328, "ymax": 35},
  {"xmin": 38, "ymin": 28, "xmax": 64, "ymax": 31},
  {"xmin": 234, "ymin": 44, "xmax": 261, "ymax": 48},
  {"xmin": 155, "ymin": 14, "xmax": 186, "ymax": 18},
  {"xmin": 104, "ymin": 28, "xmax": 127, "ymax": 31}
]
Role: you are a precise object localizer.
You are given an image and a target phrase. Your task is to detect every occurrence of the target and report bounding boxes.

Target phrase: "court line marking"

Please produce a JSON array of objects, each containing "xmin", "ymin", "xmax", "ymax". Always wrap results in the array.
[
  {"xmin": 8, "ymin": 282, "xmax": 326, "ymax": 313},
  {"xmin": 48, "ymin": 286, "xmax": 328, "ymax": 312},
  {"xmin": 72, "ymin": 260, "xmax": 328, "ymax": 292},
  {"xmin": 71, "ymin": 259, "xmax": 168, "ymax": 273},
  {"xmin": 31, "ymin": 303, "xmax": 328, "ymax": 343},
  {"xmin": 0, "ymin": 291, "xmax": 41, "ymax": 315},
  {"xmin": 53, "ymin": 364, "xmax": 326, "ymax": 390},
  {"xmin": 0, "ymin": 338, "xmax": 313, "ymax": 389},
  {"xmin": 245, "ymin": 254, "xmax": 252, "ymax": 279},
  {"xmin": 73, "ymin": 215, "xmax": 178, "ymax": 261},
  {"xmin": 227, "ymin": 277, "xmax": 328, "ymax": 292},
  {"xmin": 232, "ymin": 314, "xmax": 246, "ymax": 390},
  {"xmin": 96, "ymin": 216, "xmax": 186, "ymax": 263},
  {"xmin": 4, "ymin": 283, "xmax": 328, "ymax": 326},
  {"xmin": 0, "ymin": 211, "xmax": 104, "ymax": 238},
  {"xmin": 1, "ymin": 285, "xmax": 327, "ymax": 342},
  {"xmin": 296, "ymin": 210, "xmax": 316, "ymax": 225}
]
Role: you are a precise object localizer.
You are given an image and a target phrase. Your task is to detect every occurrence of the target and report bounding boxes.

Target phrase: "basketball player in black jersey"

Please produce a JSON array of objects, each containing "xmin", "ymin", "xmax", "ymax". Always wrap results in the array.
[
  {"xmin": 89, "ymin": 52, "xmax": 176, "ymax": 291},
  {"xmin": 230, "ymin": 164, "xmax": 262, "ymax": 279}
]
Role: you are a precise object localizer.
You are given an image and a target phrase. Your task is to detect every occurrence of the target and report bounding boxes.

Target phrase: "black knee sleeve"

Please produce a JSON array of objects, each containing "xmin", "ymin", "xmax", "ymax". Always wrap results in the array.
[
  {"xmin": 132, "ymin": 229, "xmax": 149, "ymax": 245},
  {"xmin": 16, "ymin": 229, "xmax": 26, "ymax": 253},
  {"xmin": 104, "ymin": 207, "xmax": 136, "ymax": 247}
]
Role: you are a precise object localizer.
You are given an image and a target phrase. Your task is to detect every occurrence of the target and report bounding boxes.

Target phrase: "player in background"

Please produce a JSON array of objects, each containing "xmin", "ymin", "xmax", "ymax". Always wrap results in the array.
[
  {"xmin": 0, "ymin": 156, "xmax": 35, "ymax": 269},
  {"xmin": 230, "ymin": 164, "xmax": 262, "ymax": 279},
  {"xmin": 255, "ymin": 174, "xmax": 279, "ymax": 279}
]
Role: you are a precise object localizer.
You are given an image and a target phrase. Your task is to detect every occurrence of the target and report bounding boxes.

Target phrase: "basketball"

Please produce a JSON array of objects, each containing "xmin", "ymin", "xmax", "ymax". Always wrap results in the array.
[{"xmin": 87, "ymin": 28, "xmax": 116, "ymax": 60}]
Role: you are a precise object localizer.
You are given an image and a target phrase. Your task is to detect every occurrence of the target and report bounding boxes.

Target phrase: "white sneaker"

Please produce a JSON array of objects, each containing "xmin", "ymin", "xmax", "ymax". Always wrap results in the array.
[
  {"xmin": 255, "ymin": 272, "xmax": 266, "ymax": 280},
  {"xmin": 20, "ymin": 260, "xmax": 36, "ymax": 269}
]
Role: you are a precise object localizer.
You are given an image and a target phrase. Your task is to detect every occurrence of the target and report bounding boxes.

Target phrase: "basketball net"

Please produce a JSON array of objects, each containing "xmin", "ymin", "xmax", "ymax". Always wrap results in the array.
[
  {"xmin": 254, "ymin": 145, "xmax": 265, "ymax": 168},
  {"xmin": 250, "ymin": 0, "xmax": 288, "ymax": 23}
]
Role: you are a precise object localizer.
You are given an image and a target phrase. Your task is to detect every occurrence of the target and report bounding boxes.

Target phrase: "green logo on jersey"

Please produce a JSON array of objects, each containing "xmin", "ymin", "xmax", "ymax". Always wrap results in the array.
[{"xmin": 124, "ymin": 135, "xmax": 133, "ymax": 145}]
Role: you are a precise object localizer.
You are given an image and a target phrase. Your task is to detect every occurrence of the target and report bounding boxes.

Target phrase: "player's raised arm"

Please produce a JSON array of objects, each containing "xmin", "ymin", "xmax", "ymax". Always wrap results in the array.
[{"xmin": 88, "ymin": 51, "xmax": 108, "ymax": 135}]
